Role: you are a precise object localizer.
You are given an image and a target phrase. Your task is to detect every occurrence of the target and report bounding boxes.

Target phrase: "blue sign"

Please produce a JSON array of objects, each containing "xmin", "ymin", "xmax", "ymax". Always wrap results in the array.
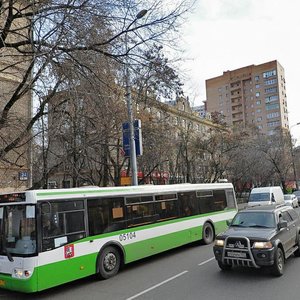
[
  {"xmin": 122, "ymin": 120, "xmax": 143, "ymax": 157},
  {"xmin": 19, "ymin": 171, "xmax": 29, "ymax": 181}
]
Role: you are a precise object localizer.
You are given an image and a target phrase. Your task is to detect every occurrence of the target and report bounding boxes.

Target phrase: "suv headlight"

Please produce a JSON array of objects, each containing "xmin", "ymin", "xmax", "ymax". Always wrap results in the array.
[
  {"xmin": 253, "ymin": 241, "xmax": 273, "ymax": 249},
  {"xmin": 215, "ymin": 239, "xmax": 224, "ymax": 247}
]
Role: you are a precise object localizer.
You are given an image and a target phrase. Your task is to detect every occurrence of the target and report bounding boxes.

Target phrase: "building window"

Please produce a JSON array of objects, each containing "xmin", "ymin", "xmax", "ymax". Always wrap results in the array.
[
  {"xmin": 257, "ymin": 117, "xmax": 262, "ymax": 122},
  {"xmin": 256, "ymin": 92, "xmax": 260, "ymax": 97},
  {"xmin": 48, "ymin": 181, "xmax": 57, "ymax": 189},
  {"xmin": 267, "ymin": 112, "xmax": 280, "ymax": 119},
  {"xmin": 263, "ymin": 70, "xmax": 276, "ymax": 78},
  {"xmin": 255, "ymin": 84, "xmax": 260, "ymax": 89},
  {"xmin": 62, "ymin": 180, "xmax": 71, "ymax": 188},
  {"xmin": 256, "ymin": 100, "xmax": 261, "ymax": 105},
  {"xmin": 265, "ymin": 95, "xmax": 279, "ymax": 103},
  {"xmin": 255, "ymin": 76, "xmax": 259, "ymax": 81},
  {"xmin": 265, "ymin": 79, "xmax": 277, "ymax": 85},
  {"xmin": 267, "ymin": 121, "xmax": 280, "ymax": 127},
  {"xmin": 265, "ymin": 87, "xmax": 278, "ymax": 94}
]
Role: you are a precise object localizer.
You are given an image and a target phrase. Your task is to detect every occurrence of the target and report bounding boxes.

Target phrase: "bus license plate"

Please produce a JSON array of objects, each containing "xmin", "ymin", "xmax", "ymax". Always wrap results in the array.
[
  {"xmin": 227, "ymin": 251, "xmax": 246, "ymax": 258},
  {"xmin": 0, "ymin": 280, "xmax": 5, "ymax": 286}
]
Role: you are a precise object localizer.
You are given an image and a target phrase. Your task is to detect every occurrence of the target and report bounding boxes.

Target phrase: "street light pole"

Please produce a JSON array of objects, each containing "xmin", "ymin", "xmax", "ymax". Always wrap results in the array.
[
  {"xmin": 290, "ymin": 122, "xmax": 300, "ymax": 190},
  {"xmin": 125, "ymin": 9, "xmax": 148, "ymax": 186}
]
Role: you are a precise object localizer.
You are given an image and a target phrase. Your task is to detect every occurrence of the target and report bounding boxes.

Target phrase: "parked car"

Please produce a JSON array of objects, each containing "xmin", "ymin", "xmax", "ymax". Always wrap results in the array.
[
  {"xmin": 293, "ymin": 190, "xmax": 300, "ymax": 204},
  {"xmin": 284, "ymin": 194, "xmax": 299, "ymax": 208},
  {"xmin": 213, "ymin": 204, "xmax": 300, "ymax": 276}
]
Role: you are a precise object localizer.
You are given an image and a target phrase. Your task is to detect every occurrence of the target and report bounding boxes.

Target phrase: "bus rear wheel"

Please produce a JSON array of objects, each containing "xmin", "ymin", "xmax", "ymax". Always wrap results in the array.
[
  {"xmin": 97, "ymin": 246, "xmax": 121, "ymax": 279},
  {"xmin": 202, "ymin": 222, "xmax": 214, "ymax": 245}
]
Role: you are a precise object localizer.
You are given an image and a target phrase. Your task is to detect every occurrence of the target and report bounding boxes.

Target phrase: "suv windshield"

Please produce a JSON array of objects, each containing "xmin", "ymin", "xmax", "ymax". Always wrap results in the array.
[
  {"xmin": 231, "ymin": 211, "xmax": 275, "ymax": 228},
  {"xmin": 0, "ymin": 205, "xmax": 36, "ymax": 256}
]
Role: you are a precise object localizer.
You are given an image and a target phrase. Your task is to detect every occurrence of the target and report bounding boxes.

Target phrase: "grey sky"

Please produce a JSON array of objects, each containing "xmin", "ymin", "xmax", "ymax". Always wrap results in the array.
[{"xmin": 180, "ymin": 0, "xmax": 300, "ymax": 142}]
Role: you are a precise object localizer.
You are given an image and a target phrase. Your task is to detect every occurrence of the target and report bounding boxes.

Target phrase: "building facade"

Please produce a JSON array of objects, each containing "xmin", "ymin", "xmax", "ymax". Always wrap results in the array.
[
  {"xmin": 45, "ymin": 91, "xmax": 227, "ymax": 188},
  {"xmin": 0, "ymin": 2, "xmax": 32, "ymax": 192},
  {"xmin": 206, "ymin": 60, "xmax": 289, "ymax": 134}
]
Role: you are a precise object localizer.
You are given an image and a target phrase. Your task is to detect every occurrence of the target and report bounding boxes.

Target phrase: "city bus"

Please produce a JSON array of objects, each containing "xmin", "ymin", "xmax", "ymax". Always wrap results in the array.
[{"xmin": 0, "ymin": 183, "xmax": 237, "ymax": 293}]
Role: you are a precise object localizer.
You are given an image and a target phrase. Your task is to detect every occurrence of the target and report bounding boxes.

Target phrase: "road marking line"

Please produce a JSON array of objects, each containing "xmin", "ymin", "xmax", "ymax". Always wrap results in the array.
[
  {"xmin": 198, "ymin": 257, "xmax": 215, "ymax": 266},
  {"xmin": 126, "ymin": 270, "xmax": 189, "ymax": 300}
]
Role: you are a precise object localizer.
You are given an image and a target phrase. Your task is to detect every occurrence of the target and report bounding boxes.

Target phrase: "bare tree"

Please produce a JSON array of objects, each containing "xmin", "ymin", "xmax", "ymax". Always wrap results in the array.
[
  {"xmin": 1, "ymin": 0, "xmax": 195, "ymax": 187},
  {"xmin": 256, "ymin": 129, "xmax": 293, "ymax": 193}
]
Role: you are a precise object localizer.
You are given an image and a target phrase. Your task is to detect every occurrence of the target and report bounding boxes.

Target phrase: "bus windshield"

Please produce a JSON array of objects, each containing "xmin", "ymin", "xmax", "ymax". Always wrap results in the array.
[{"xmin": 0, "ymin": 205, "xmax": 36, "ymax": 256}]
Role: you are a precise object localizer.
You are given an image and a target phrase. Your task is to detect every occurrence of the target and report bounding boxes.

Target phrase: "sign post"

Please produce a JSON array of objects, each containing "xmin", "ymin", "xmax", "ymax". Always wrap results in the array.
[{"xmin": 122, "ymin": 120, "xmax": 143, "ymax": 157}]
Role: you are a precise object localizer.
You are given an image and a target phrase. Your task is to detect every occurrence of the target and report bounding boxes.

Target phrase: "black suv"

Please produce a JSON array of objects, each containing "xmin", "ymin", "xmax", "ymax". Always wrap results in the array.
[{"xmin": 213, "ymin": 204, "xmax": 300, "ymax": 276}]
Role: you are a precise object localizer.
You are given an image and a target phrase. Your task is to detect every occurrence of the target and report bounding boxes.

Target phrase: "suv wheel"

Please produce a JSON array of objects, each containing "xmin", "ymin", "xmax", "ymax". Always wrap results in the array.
[
  {"xmin": 270, "ymin": 247, "xmax": 284, "ymax": 276},
  {"xmin": 218, "ymin": 261, "xmax": 232, "ymax": 271}
]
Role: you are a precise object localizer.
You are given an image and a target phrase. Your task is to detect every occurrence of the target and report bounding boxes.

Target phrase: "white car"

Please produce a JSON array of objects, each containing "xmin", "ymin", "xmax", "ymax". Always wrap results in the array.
[
  {"xmin": 284, "ymin": 194, "xmax": 299, "ymax": 208},
  {"xmin": 293, "ymin": 191, "xmax": 300, "ymax": 204}
]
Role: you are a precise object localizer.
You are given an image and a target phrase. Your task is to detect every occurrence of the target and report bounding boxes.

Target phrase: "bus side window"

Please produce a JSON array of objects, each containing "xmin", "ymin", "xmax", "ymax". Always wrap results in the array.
[
  {"xmin": 178, "ymin": 192, "xmax": 199, "ymax": 217},
  {"xmin": 88, "ymin": 197, "xmax": 126, "ymax": 234},
  {"xmin": 127, "ymin": 203, "xmax": 155, "ymax": 227},
  {"xmin": 88, "ymin": 206, "xmax": 105, "ymax": 236},
  {"xmin": 212, "ymin": 190, "xmax": 226, "ymax": 211},
  {"xmin": 107, "ymin": 198, "xmax": 126, "ymax": 232},
  {"xmin": 155, "ymin": 200, "xmax": 178, "ymax": 221}
]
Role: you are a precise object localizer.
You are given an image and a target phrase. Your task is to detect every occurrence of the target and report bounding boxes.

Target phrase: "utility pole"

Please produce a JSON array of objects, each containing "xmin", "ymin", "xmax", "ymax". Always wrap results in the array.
[{"xmin": 125, "ymin": 9, "xmax": 148, "ymax": 186}]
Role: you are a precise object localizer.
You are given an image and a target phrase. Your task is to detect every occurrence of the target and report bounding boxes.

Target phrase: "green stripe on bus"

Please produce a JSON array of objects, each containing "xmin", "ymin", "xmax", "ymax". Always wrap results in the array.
[{"xmin": 36, "ymin": 188, "xmax": 133, "ymax": 197}]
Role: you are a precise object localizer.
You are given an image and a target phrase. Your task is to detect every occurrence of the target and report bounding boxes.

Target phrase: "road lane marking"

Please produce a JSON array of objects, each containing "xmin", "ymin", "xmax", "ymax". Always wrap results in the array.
[
  {"xmin": 198, "ymin": 257, "xmax": 215, "ymax": 266},
  {"xmin": 126, "ymin": 270, "xmax": 189, "ymax": 300}
]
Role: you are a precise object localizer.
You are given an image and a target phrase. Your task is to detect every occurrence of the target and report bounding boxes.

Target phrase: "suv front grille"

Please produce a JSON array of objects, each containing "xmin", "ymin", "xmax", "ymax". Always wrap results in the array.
[{"xmin": 223, "ymin": 236, "xmax": 258, "ymax": 268}]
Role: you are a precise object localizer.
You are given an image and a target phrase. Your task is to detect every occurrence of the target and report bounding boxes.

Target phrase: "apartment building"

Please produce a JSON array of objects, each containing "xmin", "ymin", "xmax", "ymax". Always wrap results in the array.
[{"xmin": 206, "ymin": 60, "xmax": 289, "ymax": 134}]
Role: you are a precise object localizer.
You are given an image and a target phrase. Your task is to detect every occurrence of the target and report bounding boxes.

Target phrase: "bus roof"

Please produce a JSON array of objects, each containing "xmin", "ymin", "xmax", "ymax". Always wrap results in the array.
[{"xmin": 0, "ymin": 183, "xmax": 234, "ymax": 203}]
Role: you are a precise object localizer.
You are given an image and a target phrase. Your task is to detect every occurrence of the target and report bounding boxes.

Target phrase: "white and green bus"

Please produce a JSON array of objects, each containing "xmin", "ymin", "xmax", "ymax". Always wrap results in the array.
[{"xmin": 0, "ymin": 183, "xmax": 237, "ymax": 293}]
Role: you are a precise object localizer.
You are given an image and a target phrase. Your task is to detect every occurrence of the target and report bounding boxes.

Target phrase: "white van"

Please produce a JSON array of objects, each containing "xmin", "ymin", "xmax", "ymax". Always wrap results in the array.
[{"xmin": 248, "ymin": 186, "xmax": 284, "ymax": 206}]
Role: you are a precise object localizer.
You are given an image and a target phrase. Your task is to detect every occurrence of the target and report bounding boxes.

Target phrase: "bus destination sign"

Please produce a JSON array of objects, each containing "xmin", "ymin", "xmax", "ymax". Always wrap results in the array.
[{"xmin": 0, "ymin": 193, "xmax": 26, "ymax": 204}]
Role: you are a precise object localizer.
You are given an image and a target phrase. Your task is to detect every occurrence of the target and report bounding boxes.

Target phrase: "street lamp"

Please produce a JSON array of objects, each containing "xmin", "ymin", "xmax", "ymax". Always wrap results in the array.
[
  {"xmin": 125, "ymin": 9, "xmax": 148, "ymax": 186},
  {"xmin": 290, "ymin": 122, "xmax": 300, "ymax": 190}
]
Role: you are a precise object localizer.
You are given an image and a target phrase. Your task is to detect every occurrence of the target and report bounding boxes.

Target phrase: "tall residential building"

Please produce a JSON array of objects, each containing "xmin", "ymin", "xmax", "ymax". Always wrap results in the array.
[{"xmin": 206, "ymin": 60, "xmax": 289, "ymax": 134}]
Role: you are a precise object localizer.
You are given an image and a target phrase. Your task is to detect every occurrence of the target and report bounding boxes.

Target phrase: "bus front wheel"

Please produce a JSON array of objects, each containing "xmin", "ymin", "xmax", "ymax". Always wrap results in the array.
[
  {"xmin": 96, "ymin": 246, "xmax": 121, "ymax": 279},
  {"xmin": 202, "ymin": 222, "xmax": 214, "ymax": 245}
]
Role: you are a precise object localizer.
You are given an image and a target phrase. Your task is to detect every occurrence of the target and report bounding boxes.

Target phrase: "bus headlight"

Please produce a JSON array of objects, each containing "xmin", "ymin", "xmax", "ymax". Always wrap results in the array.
[
  {"xmin": 253, "ymin": 241, "xmax": 273, "ymax": 249},
  {"xmin": 215, "ymin": 239, "xmax": 224, "ymax": 247},
  {"xmin": 13, "ymin": 269, "xmax": 33, "ymax": 279}
]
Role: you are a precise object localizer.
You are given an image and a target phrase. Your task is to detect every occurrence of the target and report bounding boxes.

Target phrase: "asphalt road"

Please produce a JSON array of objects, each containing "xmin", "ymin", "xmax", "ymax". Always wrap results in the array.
[{"xmin": 2, "ymin": 207, "xmax": 300, "ymax": 300}]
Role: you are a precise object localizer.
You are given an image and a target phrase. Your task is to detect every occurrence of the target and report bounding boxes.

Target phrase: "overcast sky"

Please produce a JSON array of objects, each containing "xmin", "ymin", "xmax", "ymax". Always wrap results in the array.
[{"xmin": 179, "ymin": 0, "xmax": 300, "ymax": 142}]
